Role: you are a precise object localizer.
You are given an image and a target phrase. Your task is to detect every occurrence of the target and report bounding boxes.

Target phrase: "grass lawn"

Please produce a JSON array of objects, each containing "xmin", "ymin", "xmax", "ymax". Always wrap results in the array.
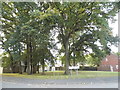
[{"xmin": 2, "ymin": 71, "xmax": 118, "ymax": 80}]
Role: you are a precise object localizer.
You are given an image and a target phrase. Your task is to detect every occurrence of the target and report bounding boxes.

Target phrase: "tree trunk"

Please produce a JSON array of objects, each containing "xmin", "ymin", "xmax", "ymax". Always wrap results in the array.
[
  {"xmin": 37, "ymin": 64, "xmax": 40, "ymax": 74},
  {"xmin": 29, "ymin": 36, "xmax": 33, "ymax": 74},
  {"xmin": 42, "ymin": 58, "xmax": 45, "ymax": 75},
  {"xmin": 18, "ymin": 43, "xmax": 22, "ymax": 74},
  {"xmin": 9, "ymin": 52, "xmax": 16, "ymax": 73},
  {"xmin": 24, "ymin": 61, "xmax": 27, "ymax": 72},
  {"xmin": 32, "ymin": 65, "xmax": 36, "ymax": 74},
  {"xmin": 73, "ymin": 53, "xmax": 76, "ymax": 66},
  {"xmin": 73, "ymin": 38, "xmax": 76, "ymax": 66},
  {"xmin": 64, "ymin": 39, "xmax": 70, "ymax": 75},
  {"xmin": 10, "ymin": 63, "xmax": 16, "ymax": 73},
  {"xmin": 27, "ymin": 47, "xmax": 31, "ymax": 74},
  {"xmin": 1, "ymin": 41, "xmax": 15, "ymax": 73},
  {"xmin": 19, "ymin": 61, "xmax": 22, "ymax": 74},
  {"xmin": 73, "ymin": 49, "xmax": 76, "ymax": 66},
  {"xmin": 7, "ymin": 48, "xmax": 15, "ymax": 73},
  {"xmin": 27, "ymin": 36, "xmax": 31, "ymax": 75},
  {"xmin": 10, "ymin": 56, "xmax": 14, "ymax": 73}
]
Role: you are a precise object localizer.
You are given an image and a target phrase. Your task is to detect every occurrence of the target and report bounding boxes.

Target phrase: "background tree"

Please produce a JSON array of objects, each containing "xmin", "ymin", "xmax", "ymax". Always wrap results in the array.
[
  {"xmin": 0, "ymin": 2, "xmax": 119, "ymax": 75},
  {"xmin": 47, "ymin": 2, "xmax": 119, "ymax": 74},
  {"xmin": 85, "ymin": 54, "xmax": 101, "ymax": 67},
  {"xmin": 1, "ymin": 2, "xmax": 54, "ymax": 74}
]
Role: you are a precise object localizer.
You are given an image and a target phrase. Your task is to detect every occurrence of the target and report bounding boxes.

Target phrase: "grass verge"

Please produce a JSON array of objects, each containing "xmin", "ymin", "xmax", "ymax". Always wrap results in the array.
[{"xmin": 2, "ymin": 71, "xmax": 118, "ymax": 80}]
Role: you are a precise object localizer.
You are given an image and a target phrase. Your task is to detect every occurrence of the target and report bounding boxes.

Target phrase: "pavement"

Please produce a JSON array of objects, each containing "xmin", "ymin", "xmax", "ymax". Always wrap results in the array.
[{"xmin": 1, "ymin": 76, "xmax": 119, "ymax": 88}]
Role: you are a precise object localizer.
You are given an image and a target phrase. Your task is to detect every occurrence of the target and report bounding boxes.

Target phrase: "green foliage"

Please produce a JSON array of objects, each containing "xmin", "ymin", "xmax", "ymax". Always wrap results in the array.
[
  {"xmin": 0, "ymin": 2, "xmax": 119, "ymax": 75},
  {"xmin": 0, "ymin": 53, "xmax": 11, "ymax": 68},
  {"xmin": 85, "ymin": 54, "xmax": 101, "ymax": 67}
]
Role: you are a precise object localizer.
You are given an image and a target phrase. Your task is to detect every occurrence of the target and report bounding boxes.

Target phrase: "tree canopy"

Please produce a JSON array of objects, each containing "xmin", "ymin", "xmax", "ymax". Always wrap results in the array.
[{"xmin": 0, "ymin": 2, "xmax": 119, "ymax": 75}]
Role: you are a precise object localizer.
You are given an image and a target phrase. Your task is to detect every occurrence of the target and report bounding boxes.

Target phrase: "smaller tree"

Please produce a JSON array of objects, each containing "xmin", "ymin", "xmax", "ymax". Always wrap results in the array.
[{"xmin": 85, "ymin": 54, "xmax": 101, "ymax": 67}]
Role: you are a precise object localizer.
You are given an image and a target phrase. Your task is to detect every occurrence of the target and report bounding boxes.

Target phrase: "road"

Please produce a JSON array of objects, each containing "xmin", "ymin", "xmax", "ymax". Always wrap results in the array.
[{"xmin": 1, "ymin": 76, "xmax": 118, "ymax": 88}]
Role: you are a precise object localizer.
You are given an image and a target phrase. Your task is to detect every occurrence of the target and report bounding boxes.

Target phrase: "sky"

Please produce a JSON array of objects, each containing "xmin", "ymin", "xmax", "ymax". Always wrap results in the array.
[{"xmin": 109, "ymin": 14, "xmax": 118, "ymax": 53}]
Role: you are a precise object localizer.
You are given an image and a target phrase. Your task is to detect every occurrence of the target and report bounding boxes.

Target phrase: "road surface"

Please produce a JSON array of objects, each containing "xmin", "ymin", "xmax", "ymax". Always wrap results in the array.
[{"xmin": 1, "ymin": 76, "xmax": 118, "ymax": 88}]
